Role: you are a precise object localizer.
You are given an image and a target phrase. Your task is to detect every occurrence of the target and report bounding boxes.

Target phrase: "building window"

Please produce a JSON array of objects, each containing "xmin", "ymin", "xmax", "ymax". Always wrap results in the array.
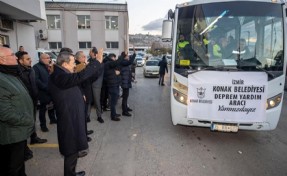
[
  {"xmin": 105, "ymin": 16, "xmax": 118, "ymax": 30},
  {"xmin": 49, "ymin": 42, "xmax": 62, "ymax": 49},
  {"xmin": 0, "ymin": 35, "xmax": 9, "ymax": 46},
  {"xmin": 47, "ymin": 15, "xmax": 61, "ymax": 29},
  {"xmin": 106, "ymin": 42, "xmax": 119, "ymax": 49},
  {"xmin": 79, "ymin": 42, "xmax": 91, "ymax": 49},
  {"xmin": 77, "ymin": 15, "xmax": 90, "ymax": 29}
]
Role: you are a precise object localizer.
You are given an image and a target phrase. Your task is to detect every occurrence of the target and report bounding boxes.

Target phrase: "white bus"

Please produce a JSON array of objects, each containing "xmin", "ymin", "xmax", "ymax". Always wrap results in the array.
[{"xmin": 162, "ymin": 0, "xmax": 286, "ymax": 132}]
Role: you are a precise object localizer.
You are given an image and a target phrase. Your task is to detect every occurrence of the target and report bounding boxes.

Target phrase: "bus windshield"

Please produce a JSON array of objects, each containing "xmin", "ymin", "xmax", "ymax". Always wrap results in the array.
[{"xmin": 175, "ymin": 1, "xmax": 284, "ymax": 80}]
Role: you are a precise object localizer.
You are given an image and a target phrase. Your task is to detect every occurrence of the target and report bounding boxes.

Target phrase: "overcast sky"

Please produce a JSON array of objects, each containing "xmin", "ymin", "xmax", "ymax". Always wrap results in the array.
[
  {"xmin": 47, "ymin": 0, "xmax": 188, "ymax": 35},
  {"xmin": 126, "ymin": 0, "xmax": 187, "ymax": 35}
]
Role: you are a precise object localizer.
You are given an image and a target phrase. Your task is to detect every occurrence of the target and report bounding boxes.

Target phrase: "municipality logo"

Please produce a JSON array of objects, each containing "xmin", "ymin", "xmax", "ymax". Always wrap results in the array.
[{"xmin": 197, "ymin": 87, "xmax": 206, "ymax": 99}]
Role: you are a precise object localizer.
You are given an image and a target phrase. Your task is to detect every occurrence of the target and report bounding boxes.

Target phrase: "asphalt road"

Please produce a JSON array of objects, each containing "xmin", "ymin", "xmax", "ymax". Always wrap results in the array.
[{"xmin": 26, "ymin": 66, "xmax": 287, "ymax": 176}]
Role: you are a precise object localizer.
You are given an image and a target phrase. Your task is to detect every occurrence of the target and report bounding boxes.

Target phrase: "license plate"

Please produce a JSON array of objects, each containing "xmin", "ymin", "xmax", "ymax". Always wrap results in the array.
[{"xmin": 211, "ymin": 123, "xmax": 238, "ymax": 132}]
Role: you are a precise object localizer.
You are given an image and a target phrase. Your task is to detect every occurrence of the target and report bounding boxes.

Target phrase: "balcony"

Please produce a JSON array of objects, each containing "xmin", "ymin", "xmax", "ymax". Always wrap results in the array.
[{"xmin": 0, "ymin": 0, "xmax": 46, "ymax": 21}]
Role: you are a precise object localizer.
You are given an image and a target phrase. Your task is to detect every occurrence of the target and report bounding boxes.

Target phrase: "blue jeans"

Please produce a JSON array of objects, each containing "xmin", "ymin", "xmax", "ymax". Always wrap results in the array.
[{"xmin": 108, "ymin": 86, "xmax": 119, "ymax": 118}]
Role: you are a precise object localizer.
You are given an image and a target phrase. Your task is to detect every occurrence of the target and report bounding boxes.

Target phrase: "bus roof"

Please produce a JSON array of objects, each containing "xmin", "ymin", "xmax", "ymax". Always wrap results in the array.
[{"xmin": 176, "ymin": 0, "xmax": 283, "ymax": 8}]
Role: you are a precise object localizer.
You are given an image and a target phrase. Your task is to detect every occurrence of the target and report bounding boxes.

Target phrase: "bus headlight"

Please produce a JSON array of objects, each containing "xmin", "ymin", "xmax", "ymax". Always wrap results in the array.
[
  {"xmin": 266, "ymin": 93, "xmax": 282, "ymax": 110},
  {"xmin": 173, "ymin": 89, "xmax": 187, "ymax": 105}
]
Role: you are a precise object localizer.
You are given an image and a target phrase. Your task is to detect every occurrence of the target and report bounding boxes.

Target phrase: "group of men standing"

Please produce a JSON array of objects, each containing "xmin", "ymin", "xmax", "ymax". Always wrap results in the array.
[{"xmin": 0, "ymin": 45, "xmax": 137, "ymax": 176}]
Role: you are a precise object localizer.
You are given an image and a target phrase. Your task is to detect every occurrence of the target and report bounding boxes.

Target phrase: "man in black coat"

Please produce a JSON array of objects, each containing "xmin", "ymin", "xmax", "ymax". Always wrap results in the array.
[
  {"xmin": 104, "ymin": 53, "xmax": 122, "ymax": 121},
  {"xmin": 48, "ymin": 49, "xmax": 103, "ymax": 176},
  {"xmin": 90, "ymin": 47, "xmax": 105, "ymax": 124},
  {"xmin": 33, "ymin": 53, "xmax": 57, "ymax": 132},
  {"xmin": 18, "ymin": 52, "xmax": 48, "ymax": 145},
  {"xmin": 158, "ymin": 55, "xmax": 168, "ymax": 86},
  {"xmin": 17, "ymin": 51, "xmax": 47, "ymax": 161},
  {"xmin": 120, "ymin": 51, "xmax": 136, "ymax": 116}
]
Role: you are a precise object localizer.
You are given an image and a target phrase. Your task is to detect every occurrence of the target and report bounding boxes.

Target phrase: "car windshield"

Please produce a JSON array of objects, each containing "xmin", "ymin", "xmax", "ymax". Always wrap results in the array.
[
  {"xmin": 146, "ymin": 60, "xmax": 159, "ymax": 66},
  {"xmin": 45, "ymin": 52, "xmax": 57, "ymax": 61},
  {"xmin": 175, "ymin": 1, "xmax": 284, "ymax": 80},
  {"xmin": 150, "ymin": 57, "xmax": 161, "ymax": 61}
]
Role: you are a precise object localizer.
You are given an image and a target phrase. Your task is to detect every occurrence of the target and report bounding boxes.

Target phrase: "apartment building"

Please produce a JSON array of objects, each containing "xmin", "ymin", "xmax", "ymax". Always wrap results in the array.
[
  {"xmin": 33, "ymin": 1, "xmax": 129, "ymax": 56},
  {"xmin": 0, "ymin": 0, "xmax": 46, "ymax": 64}
]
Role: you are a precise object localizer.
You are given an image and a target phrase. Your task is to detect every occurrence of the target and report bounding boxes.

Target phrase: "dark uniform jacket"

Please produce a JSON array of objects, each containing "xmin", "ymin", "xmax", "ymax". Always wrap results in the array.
[
  {"xmin": 104, "ymin": 57, "xmax": 122, "ymax": 87},
  {"xmin": 48, "ymin": 59, "xmax": 102, "ymax": 156},
  {"xmin": 158, "ymin": 59, "xmax": 168, "ymax": 75},
  {"xmin": 19, "ymin": 65, "xmax": 38, "ymax": 104},
  {"xmin": 33, "ymin": 61, "xmax": 51, "ymax": 104},
  {"xmin": 120, "ymin": 53, "xmax": 136, "ymax": 89}
]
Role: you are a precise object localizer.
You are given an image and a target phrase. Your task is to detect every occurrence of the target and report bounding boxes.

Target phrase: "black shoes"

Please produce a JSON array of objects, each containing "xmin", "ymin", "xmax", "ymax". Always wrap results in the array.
[
  {"xmin": 122, "ymin": 112, "xmax": 132, "ymax": 116},
  {"xmin": 103, "ymin": 107, "xmax": 111, "ymax": 111},
  {"xmin": 127, "ymin": 107, "xmax": 133, "ymax": 112},
  {"xmin": 111, "ymin": 113, "xmax": 121, "ymax": 121},
  {"xmin": 161, "ymin": 83, "xmax": 165, "ymax": 86},
  {"xmin": 78, "ymin": 150, "xmax": 88, "ymax": 158},
  {"xmin": 87, "ymin": 137, "xmax": 92, "ymax": 142},
  {"xmin": 30, "ymin": 137, "xmax": 48, "ymax": 144},
  {"xmin": 76, "ymin": 171, "xmax": 85, "ymax": 176},
  {"xmin": 111, "ymin": 117, "xmax": 121, "ymax": 121},
  {"xmin": 41, "ymin": 127, "xmax": 49, "ymax": 132},
  {"xmin": 87, "ymin": 130, "xmax": 94, "ymax": 135},
  {"xmin": 97, "ymin": 117, "xmax": 104, "ymax": 123}
]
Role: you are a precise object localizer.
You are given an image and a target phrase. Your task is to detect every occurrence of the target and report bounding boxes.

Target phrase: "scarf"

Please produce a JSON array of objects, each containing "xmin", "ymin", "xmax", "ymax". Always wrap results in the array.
[{"xmin": 0, "ymin": 64, "xmax": 20, "ymax": 76}]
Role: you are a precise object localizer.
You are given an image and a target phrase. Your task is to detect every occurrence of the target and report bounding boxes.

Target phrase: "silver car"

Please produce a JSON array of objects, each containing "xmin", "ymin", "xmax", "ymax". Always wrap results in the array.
[
  {"xmin": 143, "ymin": 60, "xmax": 160, "ymax": 77},
  {"xmin": 135, "ymin": 56, "xmax": 145, "ymax": 67}
]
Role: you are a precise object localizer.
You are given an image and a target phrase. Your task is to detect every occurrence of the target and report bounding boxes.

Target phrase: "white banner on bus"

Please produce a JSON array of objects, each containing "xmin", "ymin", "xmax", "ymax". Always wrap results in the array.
[{"xmin": 187, "ymin": 71, "xmax": 268, "ymax": 123}]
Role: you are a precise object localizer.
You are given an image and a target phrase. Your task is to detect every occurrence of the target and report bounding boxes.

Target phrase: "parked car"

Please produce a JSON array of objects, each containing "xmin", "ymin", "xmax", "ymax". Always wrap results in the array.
[
  {"xmin": 149, "ymin": 57, "xmax": 161, "ymax": 62},
  {"xmin": 135, "ymin": 56, "xmax": 145, "ymax": 66},
  {"xmin": 52, "ymin": 51, "xmax": 59, "ymax": 56},
  {"xmin": 143, "ymin": 60, "xmax": 160, "ymax": 77},
  {"xmin": 103, "ymin": 51, "xmax": 110, "ymax": 58},
  {"xmin": 36, "ymin": 49, "xmax": 57, "ymax": 63}
]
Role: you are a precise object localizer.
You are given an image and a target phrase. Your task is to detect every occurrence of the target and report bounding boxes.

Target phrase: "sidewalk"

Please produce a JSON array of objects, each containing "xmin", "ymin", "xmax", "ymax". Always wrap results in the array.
[{"xmin": 26, "ymin": 107, "xmax": 118, "ymax": 176}]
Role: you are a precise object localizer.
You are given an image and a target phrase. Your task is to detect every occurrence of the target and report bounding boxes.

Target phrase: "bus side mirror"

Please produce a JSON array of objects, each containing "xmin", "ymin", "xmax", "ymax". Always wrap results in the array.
[{"xmin": 162, "ymin": 20, "xmax": 173, "ymax": 42}]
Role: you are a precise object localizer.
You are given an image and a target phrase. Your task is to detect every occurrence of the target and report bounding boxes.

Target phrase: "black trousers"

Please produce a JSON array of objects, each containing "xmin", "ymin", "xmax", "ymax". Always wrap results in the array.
[
  {"xmin": 64, "ymin": 152, "xmax": 78, "ymax": 176},
  {"xmin": 122, "ymin": 88, "xmax": 129, "ymax": 113},
  {"xmin": 38, "ymin": 103, "xmax": 56, "ymax": 128},
  {"xmin": 84, "ymin": 102, "xmax": 90, "ymax": 135},
  {"xmin": 0, "ymin": 140, "xmax": 27, "ymax": 176},
  {"xmin": 30, "ymin": 104, "xmax": 37, "ymax": 139},
  {"xmin": 108, "ymin": 86, "xmax": 119, "ymax": 118},
  {"xmin": 159, "ymin": 73, "xmax": 165, "ymax": 85},
  {"xmin": 101, "ymin": 84, "xmax": 109, "ymax": 109}
]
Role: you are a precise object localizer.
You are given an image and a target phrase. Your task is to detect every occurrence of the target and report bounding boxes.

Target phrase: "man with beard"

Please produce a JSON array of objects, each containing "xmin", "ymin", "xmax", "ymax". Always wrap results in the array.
[
  {"xmin": 17, "ymin": 51, "xmax": 48, "ymax": 161},
  {"xmin": 90, "ymin": 47, "xmax": 105, "ymax": 123}
]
